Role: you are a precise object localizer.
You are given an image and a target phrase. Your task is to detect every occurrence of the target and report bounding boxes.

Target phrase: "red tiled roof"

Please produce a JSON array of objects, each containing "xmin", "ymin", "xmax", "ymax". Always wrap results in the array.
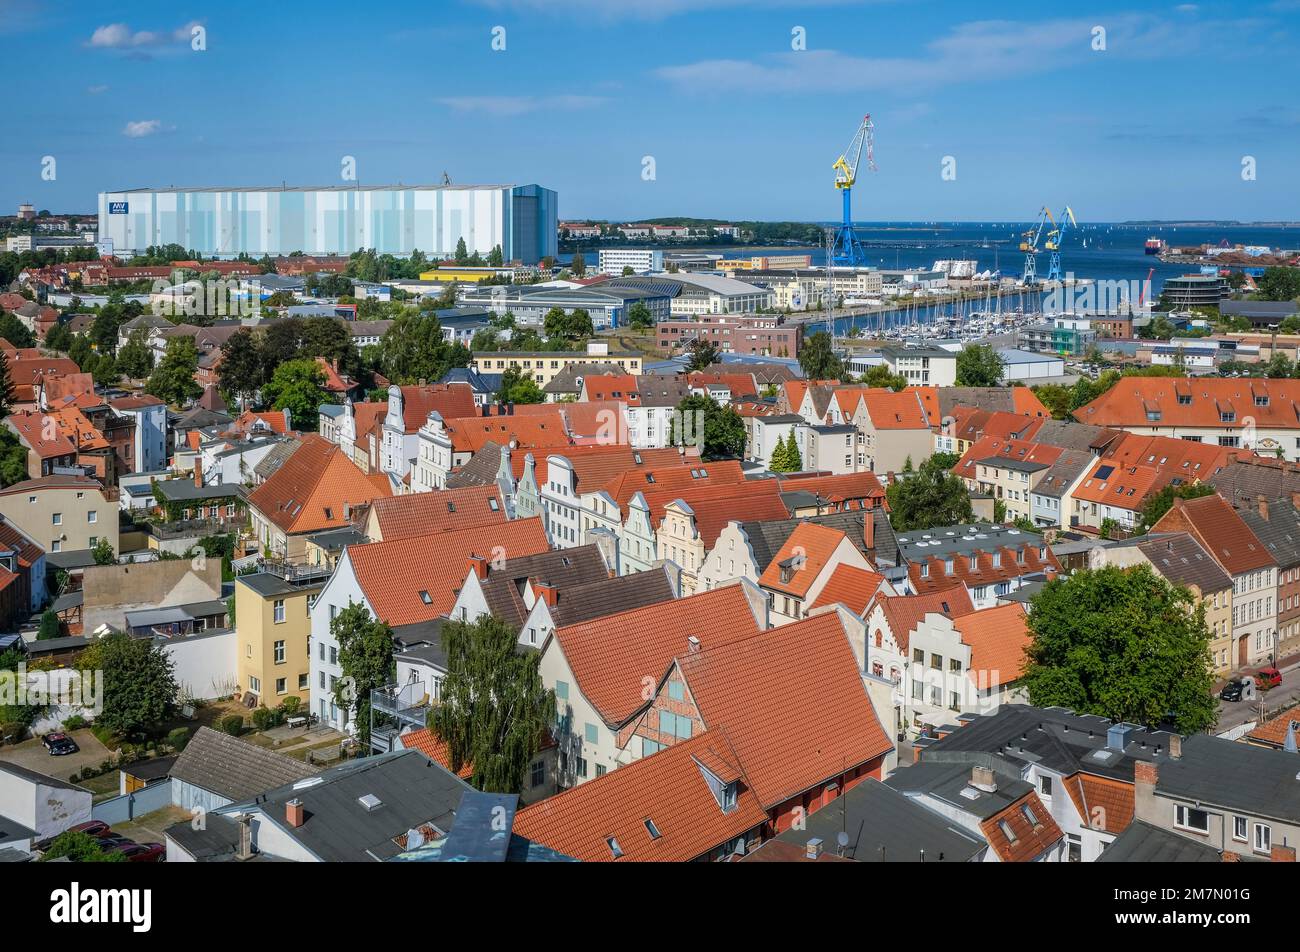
[
  {"xmin": 1071, "ymin": 458, "xmax": 1166, "ymax": 510},
  {"xmin": 776, "ymin": 471, "xmax": 886, "ymax": 507},
  {"xmin": 346, "ymin": 516, "xmax": 550, "ymax": 625},
  {"xmin": 808, "ymin": 565, "xmax": 888, "ymax": 615},
  {"xmin": 979, "ymin": 792, "xmax": 1064, "ymax": 862},
  {"xmin": 1152, "ymin": 492, "xmax": 1276, "ymax": 575},
  {"xmin": 5, "ymin": 410, "xmax": 76, "ymax": 459},
  {"xmin": 861, "ymin": 389, "xmax": 931, "ymax": 430},
  {"xmin": 516, "ymin": 446, "xmax": 698, "ymax": 498},
  {"xmin": 0, "ymin": 517, "xmax": 43, "ymax": 567},
  {"xmin": 865, "ymin": 585, "xmax": 974, "ymax": 652},
  {"xmin": 596, "ymin": 457, "xmax": 741, "ymax": 511},
  {"xmin": 952, "ymin": 603, "xmax": 1031, "ymax": 688},
  {"xmin": 246, "ymin": 433, "xmax": 391, "ymax": 535},
  {"xmin": 1076, "ymin": 377, "xmax": 1300, "ymax": 431},
  {"xmin": 758, "ymin": 522, "xmax": 850, "ymax": 598},
  {"xmin": 230, "ymin": 409, "xmax": 289, "ymax": 436},
  {"xmin": 108, "ymin": 394, "xmax": 165, "ymax": 411},
  {"xmin": 640, "ymin": 480, "xmax": 789, "ymax": 548},
  {"xmin": 551, "ymin": 585, "xmax": 763, "ymax": 728},
  {"xmin": 513, "ymin": 731, "xmax": 768, "ymax": 862},
  {"xmin": 677, "ymin": 612, "xmax": 893, "ymax": 809},
  {"xmin": 1245, "ymin": 704, "xmax": 1300, "ymax": 749},
  {"xmin": 367, "ymin": 485, "xmax": 507, "ymax": 540},
  {"xmin": 953, "ymin": 436, "xmax": 1063, "ymax": 482},
  {"xmin": 1062, "ymin": 774, "xmax": 1135, "ymax": 835},
  {"xmin": 396, "ymin": 383, "xmax": 477, "ymax": 433},
  {"xmin": 441, "ymin": 413, "xmax": 575, "ymax": 455},
  {"xmin": 395, "ymin": 727, "xmax": 473, "ymax": 779}
]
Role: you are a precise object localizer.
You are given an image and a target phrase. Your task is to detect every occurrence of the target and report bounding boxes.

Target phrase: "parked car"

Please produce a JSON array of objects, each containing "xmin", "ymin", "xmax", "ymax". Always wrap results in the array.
[
  {"xmin": 97, "ymin": 836, "xmax": 136, "ymax": 852},
  {"xmin": 1220, "ymin": 680, "xmax": 1246, "ymax": 702},
  {"xmin": 1256, "ymin": 667, "xmax": 1283, "ymax": 690},
  {"xmin": 32, "ymin": 820, "xmax": 112, "ymax": 852},
  {"xmin": 116, "ymin": 842, "xmax": 165, "ymax": 863},
  {"xmin": 42, "ymin": 732, "xmax": 78, "ymax": 756}
]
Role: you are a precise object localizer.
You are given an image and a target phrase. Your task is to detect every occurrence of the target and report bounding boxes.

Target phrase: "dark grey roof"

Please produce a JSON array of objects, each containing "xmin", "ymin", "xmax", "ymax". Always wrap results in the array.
[
  {"xmin": 921, "ymin": 705, "xmax": 1177, "ymax": 784},
  {"xmin": 1032, "ymin": 448, "xmax": 1095, "ymax": 499},
  {"xmin": 445, "ymin": 441, "xmax": 505, "ymax": 489},
  {"xmin": 1132, "ymin": 532, "xmax": 1233, "ymax": 593},
  {"xmin": 1155, "ymin": 733, "xmax": 1300, "ymax": 825},
  {"xmin": 0, "ymin": 814, "xmax": 37, "ymax": 847},
  {"xmin": 480, "ymin": 545, "xmax": 610, "ymax": 630},
  {"xmin": 549, "ymin": 565, "xmax": 676, "ymax": 628},
  {"xmin": 171, "ymin": 726, "xmax": 319, "ymax": 802},
  {"xmin": 253, "ymin": 438, "xmax": 301, "ymax": 482},
  {"xmin": 1214, "ymin": 460, "xmax": 1300, "ymax": 510},
  {"xmin": 541, "ymin": 363, "xmax": 626, "ymax": 395},
  {"xmin": 45, "ymin": 549, "xmax": 97, "ymax": 570},
  {"xmin": 165, "ymin": 812, "xmax": 246, "ymax": 861},
  {"xmin": 154, "ymin": 480, "xmax": 247, "ymax": 503},
  {"xmin": 1236, "ymin": 498, "xmax": 1300, "ymax": 571},
  {"xmin": 124, "ymin": 755, "xmax": 177, "ymax": 783},
  {"xmin": 22, "ymin": 634, "xmax": 94, "ymax": 655},
  {"xmin": 753, "ymin": 777, "xmax": 985, "ymax": 863},
  {"xmin": 1221, "ymin": 299, "xmax": 1300, "ymax": 319},
  {"xmin": 0, "ymin": 761, "xmax": 91, "ymax": 794},
  {"xmin": 1097, "ymin": 820, "xmax": 1222, "ymax": 863},
  {"xmin": 938, "ymin": 387, "xmax": 1023, "ymax": 417},
  {"xmin": 174, "ymin": 407, "xmax": 234, "ymax": 430},
  {"xmin": 885, "ymin": 759, "xmax": 1032, "ymax": 821},
  {"xmin": 1033, "ymin": 420, "xmax": 1124, "ymax": 454},
  {"xmin": 237, "ymin": 572, "xmax": 325, "ymax": 599},
  {"xmin": 629, "ymin": 374, "xmax": 692, "ymax": 408},
  {"xmin": 227, "ymin": 749, "xmax": 472, "ymax": 862},
  {"xmin": 977, "ymin": 455, "xmax": 1049, "ymax": 474},
  {"xmin": 896, "ymin": 523, "xmax": 1047, "ymax": 563},
  {"xmin": 306, "ymin": 526, "xmax": 368, "ymax": 552}
]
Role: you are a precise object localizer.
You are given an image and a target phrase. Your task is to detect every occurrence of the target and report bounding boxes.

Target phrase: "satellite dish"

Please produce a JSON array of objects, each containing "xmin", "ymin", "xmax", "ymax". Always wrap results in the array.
[{"xmin": 836, "ymin": 831, "xmax": 849, "ymax": 848}]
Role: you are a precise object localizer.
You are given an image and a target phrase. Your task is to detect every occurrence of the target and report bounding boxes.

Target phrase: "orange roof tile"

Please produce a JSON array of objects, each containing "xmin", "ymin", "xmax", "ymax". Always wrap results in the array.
[
  {"xmin": 979, "ymin": 792, "xmax": 1064, "ymax": 862},
  {"xmin": 367, "ymin": 485, "xmax": 507, "ymax": 540},
  {"xmin": 230, "ymin": 409, "xmax": 289, "ymax": 436},
  {"xmin": 952, "ymin": 603, "xmax": 1031, "ymax": 689},
  {"xmin": 517, "ymin": 446, "xmax": 699, "ymax": 498},
  {"xmin": 513, "ymin": 731, "xmax": 768, "ymax": 862},
  {"xmin": 441, "ymin": 413, "xmax": 576, "ymax": 455},
  {"xmin": 396, "ymin": 727, "xmax": 474, "ymax": 779},
  {"xmin": 808, "ymin": 564, "xmax": 888, "ymax": 614},
  {"xmin": 1245, "ymin": 704, "xmax": 1300, "ymax": 749},
  {"xmin": 395, "ymin": 383, "xmax": 477, "ymax": 432},
  {"xmin": 246, "ymin": 433, "xmax": 391, "ymax": 535},
  {"xmin": 776, "ymin": 471, "xmax": 886, "ymax": 506},
  {"xmin": 758, "ymin": 522, "xmax": 850, "ymax": 598},
  {"xmin": 640, "ymin": 480, "xmax": 789, "ymax": 548},
  {"xmin": 346, "ymin": 516, "xmax": 550, "ymax": 625},
  {"xmin": 596, "ymin": 457, "xmax": 741, "ymax": 511},
  {"xmin": 552, "ymin": 585, "xmax": 763, "ymax": 728},
  {"xmin": 1152, "ymin": 492, "xmax": 1276, "ymax": 575},
  {"xmin": 678, "ymin": 612, "xmax": 893, "ymax": 809},
  {"xmin": 1062, "ymin": 774, "xmax": 1135, "ymax": 835},
  {"xmin": 861, "ymin": 389, "xmax": 931, "ymax": 430},
  {"xmin": 1075, "ymin": 377, "xmax": 1300, "ymax": 431},
  {"xmin": 5, "ymin": 410, "xmax": 75, "ymax": 459},
  {"xmin": 865, "ymin": 585, "xmax": 974, "ymax": 652},
  {"xmin": 1071, "ymin": 459, "xmax": 1166, "ymax": 509}
]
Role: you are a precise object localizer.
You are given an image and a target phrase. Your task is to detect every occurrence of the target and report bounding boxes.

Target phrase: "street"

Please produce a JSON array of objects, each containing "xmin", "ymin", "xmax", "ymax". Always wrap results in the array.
[{"xmin": 1215, "ymin": 662, "xmax": 1300, "ymax": 736}]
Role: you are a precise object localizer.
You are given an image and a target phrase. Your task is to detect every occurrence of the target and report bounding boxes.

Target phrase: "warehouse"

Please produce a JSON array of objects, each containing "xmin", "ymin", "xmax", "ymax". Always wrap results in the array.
[
  {"xmin": 997, "ymin": 348, "xmax": 1065, "ymax": 382},
  {"xmin": 97, "ymin": 184, "xmax": 557, "ymax": 263}
]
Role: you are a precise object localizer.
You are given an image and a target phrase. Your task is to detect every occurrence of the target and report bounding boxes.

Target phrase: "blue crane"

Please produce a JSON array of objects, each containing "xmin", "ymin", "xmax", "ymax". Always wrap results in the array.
[
  {"xmin": 1044, "ymin": 206, "xmax": 1077, "ymax": 283},
  {"xmin": 829, "ymin": 115, "xmax": 877, "ymax": 268},
  {"xmin": 1019, "ymin": 206, "xmax": 1053, "ymax": 285}
]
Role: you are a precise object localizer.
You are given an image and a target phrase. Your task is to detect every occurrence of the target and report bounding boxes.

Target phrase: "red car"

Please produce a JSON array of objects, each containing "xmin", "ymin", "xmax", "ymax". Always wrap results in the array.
[
  {"xmin": 115, "ymin": 842, "xmax": 165, "ymax": 863},
  {"xmin": 33, "ymin": 820, "xmax": 112, "ymax": 852},
  {"xmin": 1256, "ymin": 667, "xmax": 1283, "ymax": 689}
]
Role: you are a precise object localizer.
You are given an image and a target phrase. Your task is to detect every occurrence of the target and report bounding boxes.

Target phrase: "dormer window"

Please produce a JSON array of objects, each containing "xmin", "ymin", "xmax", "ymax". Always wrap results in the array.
[
  {"xmin": 1177, "ymin": 393, "xmax": 1192, "ymax": 405},
  {"xmin": 722, "ymin": 782, "xmax": 738, "ymax": 813},
  {"xmin": 1255, "ymin": 394, "xmax": 1269, "ymax": 407},
  {"xmin": 1220, "ymin": 411, "xmax": 1236, "ymax": 423}
]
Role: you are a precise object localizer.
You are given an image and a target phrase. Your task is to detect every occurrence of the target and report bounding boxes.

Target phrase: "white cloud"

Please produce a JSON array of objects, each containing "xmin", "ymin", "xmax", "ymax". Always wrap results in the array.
[
  {"xmin": 436, "ymin": 94, "xmax": 608, "ymax": 116},
  {"xmin": 87, "ymin": 84, "xmax": 109, "ymax": 95},
  {"xmin": 87, "ymin": 21, "xmax": 200, "ymax": 49},
  {"xmin": 122, "ymin": 120, "xmax": 162, "ymax": 138},
  {"xmin": 470, "ymin": 0, "xmax": 879, "ymax": 22}
]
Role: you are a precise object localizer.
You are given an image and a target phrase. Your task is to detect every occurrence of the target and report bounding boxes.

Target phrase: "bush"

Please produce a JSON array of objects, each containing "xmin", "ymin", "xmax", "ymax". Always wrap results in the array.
[
  {"xmin": 219, "ymin": 714, "xmax": 245, "ymax": 736},
  {"xmin": 278, "ymin": 695, "xmax": 301, "ymax": 717},
  {"xmin": 167, "ymin": 727, "xmax": 191, "ymax": 751},
  {"xmin": 251, "ymin": 706, "xmax": 279, "ymax": 731},
  {"xmin": 63, "ymin": 715, "xmax": 87, "ymax": 731},
  {"xmin": 0, "ymin": 722, "xmax": 27, "ymax": 745},
  {"xmin": 39, "ymin": 830, "xmax": 126, "ymax": 863}
]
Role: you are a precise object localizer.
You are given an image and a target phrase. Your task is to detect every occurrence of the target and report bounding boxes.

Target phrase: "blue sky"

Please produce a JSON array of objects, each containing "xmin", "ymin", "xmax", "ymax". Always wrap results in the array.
[{"xmin": 2, "ymin": 0, "xmax": 1298, "ymax": 222}]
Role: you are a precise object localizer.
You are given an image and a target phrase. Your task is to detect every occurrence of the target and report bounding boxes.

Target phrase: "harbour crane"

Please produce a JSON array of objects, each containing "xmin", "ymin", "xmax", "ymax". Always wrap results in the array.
[
  {"xmin": 830, "ymin": 114, "xmax": 877, "ymax": 268},
  {"xmin": 1019, "ymin": 206, "xmax": 1053, "ymax": 285},
  {"xmin": 1044, "ymin": 205, "xmax": 1077, "ymax": 283}
]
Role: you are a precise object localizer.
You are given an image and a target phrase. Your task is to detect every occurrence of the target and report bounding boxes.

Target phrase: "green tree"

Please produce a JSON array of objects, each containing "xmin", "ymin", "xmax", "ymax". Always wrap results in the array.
[
  {"xmin": 543, "ymin": 307, "xmax": 593, "ymax": 342},
  {"xmin": 885, "ymin": 455, "xmax": 973, "ymax": 531},
  {"xmin": 37, "ymin": 610, "xmax": 61, "ymax": 640},
  {"xmin": 955, "ymin": 344, "xmax": 1005, "ymax": 387},
  {"xmin": 115, "ymin": 330, "xmax": 154, "ymax": 380},
  {"xmin": 218, "ymin": 327, "xmax": 265, "ymax": 408},
  {"xmin": 376, "ymin": 309, "xmax": 469, "ymax": 384},
  {"xmin": 1256, "ymin": 266, "xmax": 1300, "ymax": 303},
  {"xmin": 859, "ymin": 363, "xmax": 907, "ymax": 391},
  {"xmin": 39, "ymin": 830, "xmax": 127, "ymax": 863},
  {"xmin": 454, "ymin": 237, "xmax": 469, "ymax": 264},
  {"xmin": 570, "ymin": 252, "xmax": 586, "ymax": 277},
  {"xmin": 0, "ymin": 429, "xmax": 26, "ymax": 487},
  {"xmin": 0, "ymin": 350, "xmax": 15, "ymax": 418},
  {"xmin": 145, "ymin": 336, "xmax": 202, "ymax": 407},
  {"xmin": 428, "ymin": 614, "xmax": 554, "ymax": 794},
  {"xmin": 495, "ymin": 365, "xmax": 546, "ymax": 405},
  {"xmin": 91, "ymin": 538, "xmax": 116, "ymax": 565},
  {"xmin": 1139, "ymin": 482, "xmax": 1217, "ymax": 532},
  {"xmin": 798, "ymin": 331, "xmax": 844, "ymax": 380},
  {"xmin": 330, "ymin": 604, "xmax": 394, "ymax": 748},
  {"xmin": 769, "ymin": 431, "xmax": 803, "ymax": 473},
  {"xmin": 262, "ymin": 358, "xmax": 330, "ymax": 431},
  {"xmin": 1031, "ymin": 383, "xmax": 1072, "ymax": 420},
  {"xmin": 684, "ymin": 337, "xmax": 720, "ymax": 373},
  {"xmin": 626, "ymin": 302, "xmax": 654, "ymax": 330},
  {"xmin": 79, "ymin": 633, "xmax": 178, "ymax": 738},
  {"xmin": 488, "ymin": 244, "xmax": 504, "ymax": 267},
  {"xmin": 1022, "ymin": 564, "xmax": 1217, "ymax": 733},
  {"xmin": 670, "ymin": 394, "xmax": 746, "ymax": 460},
  {"xmin": 43, "ymin": 321, "xmax": 72, "ymax": 352},
  {"xmin": 259, "ymin": 318, "xmax": 304, "ymax": 378},
  {"xmin": 0, "ymin": 312, "xmax": 34, "ymax": 349}
]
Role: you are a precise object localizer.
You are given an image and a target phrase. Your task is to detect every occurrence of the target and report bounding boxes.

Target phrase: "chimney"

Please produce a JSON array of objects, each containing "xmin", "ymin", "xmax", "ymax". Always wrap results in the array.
[
  {"xmin": 194, "ymin": 457, "xmax": 203, "ymax": 489},
  {"xmin": 1169, "ymin": 734, "xmax": 1182, "ymax": 760},
  {"xmin": 970, "ymin": 765, "xmax": 997, "ymax": 793},
  {"xmin": 467, "ymin": 554, "xmax": 488, "ymax": 580},
  {"xmin": 1134, "ymin": 760, "xmax": 1158, "ymax": 791},
  {"xmin": 1270, "ymin": 844, "xmax": 1297, "ymax": 863},
  {"xmin": 236, "ymin": 814, "xmax": 253, "ymax": 859},
  {"xmin": 863, "ymin": 512, "xmax": 875, "ymax": 552},
  {"xmin": 535, "ymin": 580, "xmax": 558, "ymax": 607},
  {"xmin": 1257, "ymin": 495, "xmax": 1270, "ymax": 521},
  {"xmin": 285, "ymin": 798, "xmax": 304, "ymax": 828},
  {"xmin": 805, "ymin": 837, "xmax": 823, "ymax": 860}
]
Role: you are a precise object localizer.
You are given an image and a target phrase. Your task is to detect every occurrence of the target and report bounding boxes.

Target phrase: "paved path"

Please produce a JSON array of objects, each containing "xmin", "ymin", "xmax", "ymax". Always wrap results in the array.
[{"xmin": 0, "ymin": 729, "xmax": 111, "ymax": 782}]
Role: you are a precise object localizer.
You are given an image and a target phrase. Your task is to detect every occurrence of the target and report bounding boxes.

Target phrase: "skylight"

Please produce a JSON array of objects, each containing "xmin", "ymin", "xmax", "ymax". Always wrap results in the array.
[
  {"xmin": 644, "ymin": 819, "xmax": 662, "ymax": 840},
  {"xmin": 606, "ymin": 836, "xmax": 624, "ymax": 859}
]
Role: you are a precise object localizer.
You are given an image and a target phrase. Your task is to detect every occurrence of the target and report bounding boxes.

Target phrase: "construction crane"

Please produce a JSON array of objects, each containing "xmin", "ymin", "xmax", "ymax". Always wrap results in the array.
[
  {"xmin": 830, "ymin": 114, "xmax": 877, "ymax": 268},
  {"xmin": 1019, "ymin": 206, "xmax": 1053, "ymax": 285},
  {"xmin": 1044, "ymin": 205, "xmax": 1077, "ymax": 283}
]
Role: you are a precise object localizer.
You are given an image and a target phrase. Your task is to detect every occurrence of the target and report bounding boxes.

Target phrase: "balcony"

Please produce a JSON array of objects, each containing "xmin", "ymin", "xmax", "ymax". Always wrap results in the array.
[
  {"xmin": 370, "ymin": 681, "xmax": 434, "ymax": 753},
  {"xmin": 259, "ymin": 557, "xmax": 334, "ymax": 585}
]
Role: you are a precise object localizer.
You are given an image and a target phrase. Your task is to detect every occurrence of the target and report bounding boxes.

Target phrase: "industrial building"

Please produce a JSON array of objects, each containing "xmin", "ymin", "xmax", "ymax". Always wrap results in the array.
[
  {"xmin": 96, "ymin": 184, "xmax": 557, "ymax": 263},
  {"xmin": 457, "ymin": 283, "xmax": 671, "ymax": 329},
  {"xmin": 598, "ymin": 248, "xmax": 664, "ymax": 275}
]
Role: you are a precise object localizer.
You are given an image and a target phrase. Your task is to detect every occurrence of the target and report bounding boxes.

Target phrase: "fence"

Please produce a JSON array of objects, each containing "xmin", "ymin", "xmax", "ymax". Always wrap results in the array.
[{"xmin": 91, "ymin": 778, "xmax": 173, "ymax": 825}]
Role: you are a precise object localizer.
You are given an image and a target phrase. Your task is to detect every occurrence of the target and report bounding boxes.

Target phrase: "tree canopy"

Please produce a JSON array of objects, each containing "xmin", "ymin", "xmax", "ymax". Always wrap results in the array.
[
  {"xmin": 1139, "ymin": 482, "xmax": 1217, "ymax": 532},
  {"xmin": 885, "ymin": 455, "xmax": 973, "ymax": 531},
  {"xmin": 145, "ymin": 336, "xmax": 202, "ymax": 407},
  {"xmin": 684, "ymin": 337, "xmax": 720, "ymax": 373},
  {"xmin": 769, "ymin": 431, "xmax": 803, "ymax": 473},
  {"xmin": 80, "ymin": 632, "xmax": 178, "ymax": 738},
  {"xmin": 1022, "ymin": 564, "xmax": 1217, "ymax": 734},
  {"xmin": 671, "ymin": 393, "xmax": 745, "ymax": 460},
  {"xmin": 495, "ymin": 365, "xmax": 546, "ymax": 405},
  {"xmin": 799, "ymin": 331, "xmax": 844, "ymax": 381},
  {"xmin": 428, "ymin": 614, "xmax": 555, "ymax": 794},
  {"xmin": 262, "ymin": 358, "xmax": 331, "ymax": 431},
  {"xmin": 955, "ymin": 344, "xmax": 1005, "ymax": 387},
  {"xmin": 330, "ymin": 603, "xmax": 394, "ymax": 748}
]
